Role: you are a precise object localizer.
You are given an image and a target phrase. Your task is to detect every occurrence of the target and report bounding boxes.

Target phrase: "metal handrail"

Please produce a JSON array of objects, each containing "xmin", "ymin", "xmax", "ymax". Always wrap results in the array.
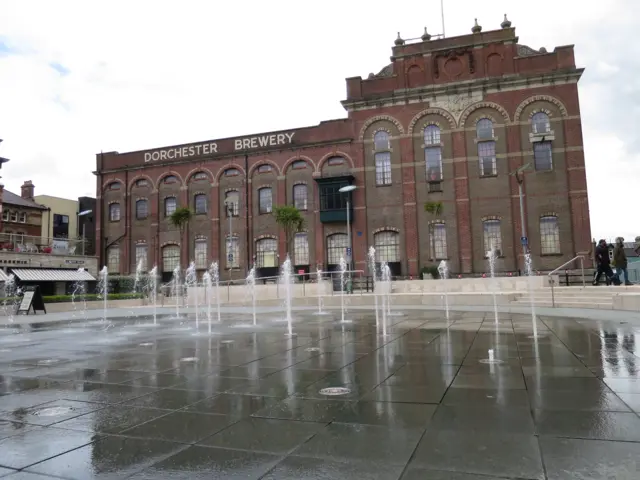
[{"xmin": 548, "ymin": 255, "xmax": 585, "ymax": 307}]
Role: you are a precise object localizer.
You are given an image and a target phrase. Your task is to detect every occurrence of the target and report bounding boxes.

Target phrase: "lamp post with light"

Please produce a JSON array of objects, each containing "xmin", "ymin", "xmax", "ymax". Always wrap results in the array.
[
  {"xmin": 338, "ymin": 185, "xmax": 357, "ymax": 277},
  {"xmin": 78, "ymin": 209, "xmax": 92, "ymax": 256},
  {"xmin": 509, "ymin": 163, "xmax": 531, "ymax": 268}
]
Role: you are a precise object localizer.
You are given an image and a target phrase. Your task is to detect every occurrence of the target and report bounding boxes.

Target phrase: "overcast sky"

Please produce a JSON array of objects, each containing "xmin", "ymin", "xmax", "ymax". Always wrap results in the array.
[{"xmin": 0, "ymin": 0, "xmax": 637, "ymax": 241}]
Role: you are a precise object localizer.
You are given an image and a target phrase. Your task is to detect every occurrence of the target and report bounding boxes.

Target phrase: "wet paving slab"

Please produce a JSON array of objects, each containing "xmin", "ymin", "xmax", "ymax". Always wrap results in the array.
[{"xmin": 0, "ymin": 309, "xmax": 638, "ymax": 478}]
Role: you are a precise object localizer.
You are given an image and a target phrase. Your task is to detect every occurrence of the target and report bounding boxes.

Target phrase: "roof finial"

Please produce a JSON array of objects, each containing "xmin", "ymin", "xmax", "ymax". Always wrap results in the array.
[
  {"xmin": 421, "ymin": 27, "xmax": 432, "ymax": 41},
  {"xmin": 501, "ymin": 14, "xmax": 512, "ymax": 29},
  {"xmin": 394, "ymin": 32, "xmax": 405, "ymax": 46},
  {"xmin": 471, "ymin": 18, "xmax": 482, "ymax": 33}
]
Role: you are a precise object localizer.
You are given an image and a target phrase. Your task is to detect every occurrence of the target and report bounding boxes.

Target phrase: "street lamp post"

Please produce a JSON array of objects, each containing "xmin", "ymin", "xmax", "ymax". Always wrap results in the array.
[
  {"xmin": 338, "ymin": 185, "xmax": 357, "ymax": 275},
  {"xmin": 224, "ymin": 201, "xmax": 233, "ymax": 281},
  {"xmin": 78, "ymin": 209, "xmax": 92, "ymax": 256},
  {"xmin": 509, "ymin": 163, "xmax": 531, "ymax": 270}
]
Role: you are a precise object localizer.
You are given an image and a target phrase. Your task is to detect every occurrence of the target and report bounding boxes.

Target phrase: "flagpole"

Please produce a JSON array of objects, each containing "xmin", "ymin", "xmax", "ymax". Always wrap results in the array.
[{"xmin": 441, "ymin": 0, "xmax": 446, "ymax": 37}]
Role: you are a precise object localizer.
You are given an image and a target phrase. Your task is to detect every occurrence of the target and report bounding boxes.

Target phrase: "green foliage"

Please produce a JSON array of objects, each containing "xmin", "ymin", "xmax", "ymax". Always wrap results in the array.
[
  {"xmin": 169, "ymin": 207, "xmax": 193, "ymax": 233},
  {"xmin": 0, "ymin": 293, "xmax": 143, "ymax": 304},
  {"xmin": 424, "ymin": 201, "xmax": 443, "ymax": 216},
  {"xmin": 420, "ymin": 265, "xmax": 440, "ymax": 280},
  {"xmin": 273, "ymin": 205, "xmax": 306, "ymax": 254}
]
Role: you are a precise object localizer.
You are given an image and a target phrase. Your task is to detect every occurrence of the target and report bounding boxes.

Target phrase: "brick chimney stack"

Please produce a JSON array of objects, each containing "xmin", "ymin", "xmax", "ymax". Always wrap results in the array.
[{"xmin": 21, "ymin": 180, "xmax": 34, "ymax": 200}]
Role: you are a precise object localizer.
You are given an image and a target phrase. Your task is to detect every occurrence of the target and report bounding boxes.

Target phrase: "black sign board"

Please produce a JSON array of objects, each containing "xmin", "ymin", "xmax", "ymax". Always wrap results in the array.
[{"xmin": 17, "ymin": 286, "xmax": 47, "ymax": 315}]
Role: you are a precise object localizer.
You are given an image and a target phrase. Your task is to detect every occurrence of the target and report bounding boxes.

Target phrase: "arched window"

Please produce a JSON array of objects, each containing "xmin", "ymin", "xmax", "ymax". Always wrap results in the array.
[
  {"xmin": 226, "ymin": 235, "xmax": 239, "ymax": 268},
  {"xmin": 164, "ymin": 197, "xmax": 176, "ymax": 217},
  {"xmin": 109, "ymin": 203, "xmax": 121, "ymax": 222},
  {"xmin": 135, "ymin": 199, "xmax": 148, "ymax": 220},
  {"xmin": 292, "ymin": 160, "xmax": 307, "ymax": 169},
  {"xmin": 258, "ymin": 187, "xmax": 272, "ymax": 214},
  {"xmin": 194, "ymin": 194, "xmax": 207, "ymax": 214},
  {"xmin": 424, "ymin": 125, "xmax": 442, "ymax": 183},
  {"xmin": 256, "ymin": 238, "xmax": 277, "ymax": 268},
  {"xmin": 327, "ymin": 156, "xmax": 344, "ymax": 166},
  {"xmin": 257, "ymin": 164, "xmax": 272, "ymax": 173},
  {"xmin": 163, "ymin": 175, "xmax": 178, "ymax": 185},
  {"xmin": 531, "ymin": 112, "xmax": 550, "ymax": 134},
  {"xmin": 540, "ymin": 216, "xmax": 560, "ymax": 254},
  {"xmin": 107, "ymin": 245, "xmax": 120, "ymax": 273},
  {"xmin": 191, "ymin": 172, "xmax": 208, "ymax": 182},
  {"xmin": 476, "ymin": 119, "xmax": 496, "ymax": 177},
  {"xmin": 327, "ymin": 233, "xmax": 348, "ymax": 265},
  {"xmin": 224, "ymin": 168, "xmax": 240, "ymax": 177},
  {"xmin": 429, "ymin": 223, "xmax": 447, "ymax": 260},
  {"xmin": 107, "ymin": 182, "xmax": 121, "ymax": 191},
  {"xmin": 162, "ymin": 245, "xmax": 180, "ymax": 272},
  {"xmin": 135, "ymin": 179, "xmax": 148, "ymax": 187},
  {"xmin": 483, "ymin": 219, "xmax": 502, "ymax": 256},
  {"xmin": 293, "ymin": 184, "xmax": 307, "ymax": 210},
  {"xmin": 374, "ymin": 231, "xmax": 400, "ymax": 263},
  {"xmin": 373, "ymin": 131, "xmax": 392, "ymax": 186},
  {"xmin": 135, "ymin": 244, "xmax": 148, "ymax": 272},
  {"xmin": 294, "ymin": 232, "xmax": 309, "ymax": 265},
  {"xmin": 225, "ymin": 191, "xmax": 239, "ymax": 217},
  {"xmin": 18, "ymin": 212, "xmax": 27, "ymax": 223},
  {"xmin": 194, "ymin": 239, "xmax": 207, "ymax": 269}
]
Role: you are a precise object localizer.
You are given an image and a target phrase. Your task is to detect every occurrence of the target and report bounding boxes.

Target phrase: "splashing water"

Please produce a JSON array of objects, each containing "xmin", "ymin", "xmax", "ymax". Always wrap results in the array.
[
  {"xmin": 98, "ymin": 266, "xmax": 108, "ymax": 323},
  {"xmin": 438, "ymin": 260, "xmax": 450, "ymax": 320},
  {"xmin": 524, "ymin": 253, "xmax": 538, "ymax": 338},
  {"xmin": 210, "ymin": 262, "xmax": 221, "ymax": 323},
  {"xmin": 368, "ymin": 247, "xmax": 379, "ymax": 329},
  {"xmin": 185, "ymin": 261, "xmax": 198, "ymax": 329},
  {"xmin": 70, "ymin": 269, "xmax": 88, "ymax": 320},
  {"xmin": 2, "ymin": 274, "xmax": 17, "ymax": 322},
  {"xmin": 133, "ymin": 258, "xmax": 144, "ymax": 294},
  {"xmin": 315, "ymin": 266, "xmax": 327, "ymax": 315},
  {"xmin": 202, "ymin": 271, "xmax": 213, "ymax": 334},
  {"xmin": 380, "ymin": 262, "xmax": 391, "ymax": 336},
  {"xmin": 339, "ymin": 256, "xmax": 347, "ymax": 324},
  {"xmin": 246, "ymin": 265, "xmax": 257, "ymax": 326},
  {"xmin": 172, "ymin": 264, "xmax": 181, "ymax": 319},
  {"xmin": 280, "ymin": 256, "xmax": 294, "ymax": 336},
  {"xmin": 487, "ymin": 248, "xmax": 499, "ymax": 324},
  {"xmin": 148, "ymin": 266, "xmax": 158, "ymax": 325}
]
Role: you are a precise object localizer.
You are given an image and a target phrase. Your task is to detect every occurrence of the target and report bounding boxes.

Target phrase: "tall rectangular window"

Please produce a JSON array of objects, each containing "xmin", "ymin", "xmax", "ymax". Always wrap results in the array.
[
  {"xmin": 429, "ymin": 223, "xmax": 447, "ymax": 260},
  {"xmin": 374, "ymin": 231, "xmax": 400, "ymax": 263},
  {"xmin": 256, "ymin": 238, "xmax": 277, "ymax": 268},
  {"xmin": 375, "ymin": 152, "xmax": 392, "ymax": 186},
  {"xmin": 258, "ymin": 188, "xmax": 272, "ymax": 214},
  {"xmin": 225, "ymin": 191, "xmax": 239, "ymax": 217},
  {"xmin": 483, "ymin": 219, "xmax": 502, "ymax": 256},
  {"xmin": 226, "ymin": 236, "xmax": 239, "ymax": 268},
  {"xmin": 108, "ymin": 204, "xmax": 120, "ymax": 222},
  {"xmin": 294, "ymin": 233, "xmax": 309, "ymax": 265},
  {"xmin": 53, "ymin": 214, "xmax": 70, "ymax": 238},
  {"xmin": 478, "ymin": 142, "xmax": 497, "ymax": 177},
  {"xmin": 327, "ymin": 234, "xmax": 348, "ymax": 265},
  {"xmin": 293, "ymin": 184, "xmax": 308, "ymax": 210},
  {"xmin": 162, "ymin": 245, "xmax": 180, "ymax": 272},
  {"xmin": 540, "ymin": 216, "xmax": 560, "ymax": 254},
  {"xmin": 107, "ymin": 245, "xmax": 120, "ymax": 273},
  {"xmin": 533, "ymin": 141, "xmax": 553, "ymax": 171},
  {"xmin": 135, "ymin": 200, "xmax": 148, "ymax": 220},
  {"xmin": 425, "ymin": 147, "xmax": 443, "ymax": 181},
  {"xmin": 135, "ymin": 244, "xmax": 148, "ymax": 272},
  {"xmin": 194, "ymin": 194, "xmax": 207, "ymax": 214},
  {"xmin": 164, "ymin": 197, "xmax": 176, "ymax": 217},
  {"xmin": 195, "ymin": 239, "xmax": 207, "ymax": 269}
]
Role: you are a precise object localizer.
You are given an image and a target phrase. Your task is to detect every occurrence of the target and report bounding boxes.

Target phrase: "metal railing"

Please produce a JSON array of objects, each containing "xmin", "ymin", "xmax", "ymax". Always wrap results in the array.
[
  {"xmin": 548, "ymin": 255, "xmax": 585, "ymax": 308},
  {"xmin": 0, "ymin": 232, "xmax": 89, "ymax": 256}
]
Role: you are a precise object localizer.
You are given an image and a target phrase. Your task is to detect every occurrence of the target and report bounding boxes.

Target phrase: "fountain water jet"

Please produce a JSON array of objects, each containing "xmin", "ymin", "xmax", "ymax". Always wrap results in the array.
[
  {"xmin": 524, "ymin": 253, "xmax": 539, "ymax": 338},
  {"xmin": 2, "ymin": 274, "xmax": 17, "ymax": 322},
  {"xmin": 246, "ymin": 265, "xmax": 257, "ymax": 325},
  {"xmin": 148, "ymin": 266, "xmax": 158, "ymax": 325},
  {"xmin": 185, "ymin": 261, "xmax": 198, "ymax": 329},
  {"xmin": 314, "ymin": 266, "xmax": 329, "ymax": 316},
  {"xmin": 133, "ymin": 259, "xmax": 144, "ymax": 294},
  {"xmin": 70, "ymin": 269, "xmax": 88, "ymax": 320},
  {"xmin": 280, "ymin": 256, "xmax": 294, "ymax": 336},
  {"xmin": 487, "ymin": 248, "xmax": 499, "ymax": 324},
  {"xmin": 97, "ymin": 266, "xmax": 108, "ymax": 322},
  {"xmin": 438, "ymin": 260, "xmax": 450, "ymax": 320},
  {"xmin": 202, "ymin": 271, "xmax": 213, "ymax": 334},
  {"xmin": 210, "ymin": 262, "xmax": 221, "ymax": 323},
  {"xmin": 380, "ymin": 262, "xmax": 391, "ymax": 336},
  {"xmin": 171, "ymin": 264, "xmax": 181, "ymax": 319},
  {"xmin": 368, "ymin": 247, "xmax": 379, "ymax": 329},
  {"xmin": 339, "ymin": 256, "xmax": 349, "ymax": 324}
]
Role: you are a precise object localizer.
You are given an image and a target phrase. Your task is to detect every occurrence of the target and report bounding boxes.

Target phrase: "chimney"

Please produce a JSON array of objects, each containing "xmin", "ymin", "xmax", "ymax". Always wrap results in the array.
[{"xmin": 21, "ymin": 180, "xmax": 34, "ymax": 200}]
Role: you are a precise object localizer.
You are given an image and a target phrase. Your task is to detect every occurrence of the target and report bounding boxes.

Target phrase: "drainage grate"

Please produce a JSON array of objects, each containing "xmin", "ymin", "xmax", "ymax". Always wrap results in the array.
[
  {"xmin": 319, "ymin": 387, "xmax": 351, "ymax": 396},
  {"xmin": 478, "ymin": 358, "xmax": 504, "ymax": 365},
  {"xmin": 305, "ymin": 347, "xmax": 321, "ymax": 352},
  {"xmin": 32, "ymin": 406, "xmax": 75, "ymax": 417}
]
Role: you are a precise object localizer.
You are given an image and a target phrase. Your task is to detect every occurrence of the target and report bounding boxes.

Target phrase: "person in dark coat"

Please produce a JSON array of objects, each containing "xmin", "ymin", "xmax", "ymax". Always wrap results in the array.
[
  {"xmin": 613, "ymin": 237, "xmax": 632, "ymax": 285},
  {"xmin": 593, "ymin": 239, "xmax": 614, "ymax": 285}
]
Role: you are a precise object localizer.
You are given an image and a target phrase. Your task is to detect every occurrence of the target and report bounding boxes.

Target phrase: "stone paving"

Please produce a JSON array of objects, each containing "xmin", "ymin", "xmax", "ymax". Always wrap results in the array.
[{"xmin": 0, "ymin": 310, "xmax": 639, "ymax": 479}]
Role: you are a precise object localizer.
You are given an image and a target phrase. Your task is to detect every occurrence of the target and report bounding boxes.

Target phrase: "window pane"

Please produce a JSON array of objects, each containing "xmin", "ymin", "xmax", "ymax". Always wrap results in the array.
[
  {"xmin": 259, "ymin": 188, "xmax": 272, "ymax": 214},
  {"xmin": 531, "ymin": 112, "xmax": 550, "ymax": 134},
  {"xmin": 374, "ymin": 131, "xmax": 390, "ymax": 150},
  {"xmin": 478, "ymin": 141, "xmax": 496, "ymax": 176},
  {"xmin": 425, "ymin": 147, "xmax": 442, "ymax": 181},
  {"xmin": 162, "ymin": 245, "xmax": 180, "ymax": 272},
  {"xmin": 226, "ymin": 237, "xmax": 240, "ymax": 268},
  {"xmin": 225, "ymin": 168, "xmax": 239, "ymax": 176},
  {"xmin": 225, "ymin": 191, "xmax": 240, "ymax": 216},
  {"xmin": 483, "ymin": 220, "xmax": 502, "ymax": 255},
  {"xmin": 540, "ymin": 216, "xmax": 560, "ymax": 254},
  {"xmin": 164, "ymin": 198, "xmax": 176, "ymax": 216},
  {"xmin": 194, "ymin": 194, "xmax": 207, "ymax": 214},
  {"xmin": 374, "ymin": 231, "xmax": 400, "ymax": 263},
  {"xmin": 107, "ymin": 246, "xmax": 120, "ymax": 273},
  {"xmin": 429, "ymin": 223, "xmax": 447, "ymax": 260},
  {"xmin": 256, "ymin": 238, "xmax": 277, "ymax": 268},
  {"xmin": 424, "ymin": 125, "xmax": 441, "ymax": 145},
  {"xmin": 375, "ymin": 151, "xmax": 392, "ymax": 185},
  {"xmin": 294, "ymin": 233, "xmax": 309, "ymax": 265},
  {"xmin": 293, "ymin": 185, "xmax": 308, "ymax": 210},
  {"xmin": 109, "ymin": 203, "xmax": 121, "ymax": 221},
  {"xmin": 319, "ymin": 184, "xmax": 348, "ymax": 211},
  {"xmin": 135, "ymin": 244, "xmax": 148, "ymax": 272},
  {"xmin": 534, "ymin": 142, "xmax": 553, "ymax": 171},
  {"xmin": 195, "ymin": 240, "xmax": 207, "ymax": 269},
  {"xmin": 327, "ymin": 234, "xmax": 348, "ymax": 265},
  {"xmin": 476, "ymin": 119, "xmax": 494, "ymax": 139},
  {"xmin": 136, "ymin": 200, "xmax": 148, "ymax": 219}
]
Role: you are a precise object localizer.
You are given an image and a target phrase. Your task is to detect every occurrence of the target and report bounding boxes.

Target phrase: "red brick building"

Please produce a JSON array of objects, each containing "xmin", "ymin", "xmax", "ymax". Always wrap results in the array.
[{"xmin": 95, "ymin": 19, "xmax": 590, "ymax": 281}]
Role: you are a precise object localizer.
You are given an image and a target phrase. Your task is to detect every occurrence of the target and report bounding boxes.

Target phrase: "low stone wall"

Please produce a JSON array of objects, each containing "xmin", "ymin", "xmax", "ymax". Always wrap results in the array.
[{"xmin": 612, "ymin": 293, "xmax": 640, "ymax": 311}]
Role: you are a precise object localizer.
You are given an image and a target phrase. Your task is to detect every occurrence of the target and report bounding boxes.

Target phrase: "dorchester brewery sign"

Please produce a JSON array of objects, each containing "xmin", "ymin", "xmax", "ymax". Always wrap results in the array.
[{"xmin": 144, "ymin": 131, "xmax": 296, "ymax": 163}]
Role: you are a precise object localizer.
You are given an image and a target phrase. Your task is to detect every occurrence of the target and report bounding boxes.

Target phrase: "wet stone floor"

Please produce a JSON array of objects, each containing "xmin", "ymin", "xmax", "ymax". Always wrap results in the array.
[{"xmin": 0, "ymin": 310, "xmax": 639, "ymax": 479}]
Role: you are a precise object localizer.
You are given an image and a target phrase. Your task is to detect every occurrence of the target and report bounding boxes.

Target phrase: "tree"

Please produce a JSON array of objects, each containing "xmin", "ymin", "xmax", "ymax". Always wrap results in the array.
[
  {"xmin": 273, "ymin": 205, "xmax": 306, "ymax": 257},
  {"xmin": 168, "ymin": 207, "xmax": 193, "ymax": 236},
  {"xmin": 424, "ymin": 201, "xmax": 443, "ymax": 265}
]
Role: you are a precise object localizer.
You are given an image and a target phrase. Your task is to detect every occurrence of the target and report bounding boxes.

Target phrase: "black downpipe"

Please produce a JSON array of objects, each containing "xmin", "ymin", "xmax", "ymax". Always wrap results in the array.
[
  {"xmin": 124, "ymin": 169, "xmax": 129, "ymax": 273},
  {"xmin": 244, "ymin": 154, "xmax": 250, "ymax": 274}
]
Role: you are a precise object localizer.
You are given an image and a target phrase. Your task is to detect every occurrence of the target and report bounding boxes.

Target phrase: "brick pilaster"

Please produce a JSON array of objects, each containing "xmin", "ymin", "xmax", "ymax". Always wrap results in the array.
[
  {"xmin": 506, "ymin": 124, "xmax": 525, "ymax": 272},
  {"xmin": 451, "ymin": 130, "xmax": 472, "ymax": 273},
  {"xmin": 400, "ymin": 135, "xmax": 419, "ymax": 276},
  {"xmin": 95, "ymin": 175, "xmax": 103, "ymax": 268},
  {"xmin": 180, "ymin": 187, "xmax": 189, "ymax": 268},
  {"xmin": 210, "ymin": 183, "xmax": 219, "ymax": 265}
]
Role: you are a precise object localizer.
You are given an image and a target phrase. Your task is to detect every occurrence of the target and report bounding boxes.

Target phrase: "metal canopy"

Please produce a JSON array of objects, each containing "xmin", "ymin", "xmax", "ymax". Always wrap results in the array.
[{"xmin": 11, "ymin": 269, "xmax": 96, "ymax": 282}]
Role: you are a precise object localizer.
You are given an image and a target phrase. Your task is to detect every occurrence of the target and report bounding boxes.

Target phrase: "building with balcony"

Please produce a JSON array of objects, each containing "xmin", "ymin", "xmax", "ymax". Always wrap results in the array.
[{"xmin": 95, "ymin": 18, "xmax": 590, "ymax": 280}]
